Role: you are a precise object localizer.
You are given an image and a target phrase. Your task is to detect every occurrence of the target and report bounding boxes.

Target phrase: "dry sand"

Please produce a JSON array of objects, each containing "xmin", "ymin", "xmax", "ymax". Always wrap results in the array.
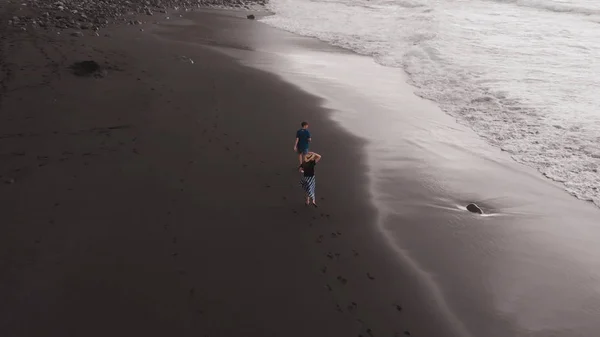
[{"xmin": 0, "ymin": 7, "xmax": 457, "ymax": 337}]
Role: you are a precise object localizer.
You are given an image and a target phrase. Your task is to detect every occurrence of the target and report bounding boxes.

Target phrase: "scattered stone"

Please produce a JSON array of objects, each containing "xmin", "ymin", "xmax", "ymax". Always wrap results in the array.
[
  {"xmin": 466, "ymin": 203, "xmax": 483, "ymax": 214},
  {"xmin": 246, "ymin": 14, "xmax": 255, "ymax": 20},
  {"xmin": 7, "ymin": 0, "xmax": 266, "ymax": 31},
  {"xmin": 71, "ymin": 31, "xmax": 83, "ymax": 37}
]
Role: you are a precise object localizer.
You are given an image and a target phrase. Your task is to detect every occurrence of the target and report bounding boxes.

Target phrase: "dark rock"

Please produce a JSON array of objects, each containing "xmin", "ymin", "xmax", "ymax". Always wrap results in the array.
[
  {"xmin": 466, "ymin": 203, "xmax": 483, "ymax": 214},
  {"xmin": 71, "ymin": 31, "xmax": 84, "ymax": 37},
  {"xmin": 69, "ymin": 60, "xmax": 102, "ymax": 77},
  {"xmin": 247, "ymin": 14, "xmax": 255, "ymax": 20}
]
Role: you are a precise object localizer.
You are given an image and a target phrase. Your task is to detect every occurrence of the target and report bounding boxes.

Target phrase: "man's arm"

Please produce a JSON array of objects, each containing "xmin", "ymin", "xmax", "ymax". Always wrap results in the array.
[{"xmin": 294, "ymin": 137, "xmax": 299, "ymax": 151}]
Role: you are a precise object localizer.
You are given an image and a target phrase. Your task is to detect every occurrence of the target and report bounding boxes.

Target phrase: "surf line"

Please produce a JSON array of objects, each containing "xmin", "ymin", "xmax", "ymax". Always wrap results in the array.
[{"xmin": 375, "ymin": 211, "xmax": 474, "ymax": 337}]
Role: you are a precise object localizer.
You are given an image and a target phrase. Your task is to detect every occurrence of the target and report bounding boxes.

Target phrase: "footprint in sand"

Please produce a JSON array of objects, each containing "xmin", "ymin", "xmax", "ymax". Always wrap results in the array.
[
  {"xmin": 367, "ymin": 273, "xmax": 375, "ymax": 280},
  {"xmin": 395, "ymin": 304, "xmax": 403, "ymax": 312},
  {"xmin": 316, "ymin": 235, "xmax": 323, "ymax": 243},
  {"xmin": 347, "ymin": 302, "xmax": 357, "ymax": 312},
  {"xmin": 321, "ymin": 266, "xmax": 327, "ymax": 274},
  {"xmin": 337, "ymin": 276, "xmax": 348, "ymax": 285},
  {"xmin": 189, "ymin": 288, "xmax": 195, "ymax": 297},
  {"xmin": 353, "ymin": 250, "xmax": 360, "ymax": 257}
]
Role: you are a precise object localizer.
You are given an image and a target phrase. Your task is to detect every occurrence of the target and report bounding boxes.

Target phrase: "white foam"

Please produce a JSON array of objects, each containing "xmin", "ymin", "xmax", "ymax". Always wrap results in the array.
[{"xmin": 262, "ymin": 0, "xmax": 600, "ymax": 207}]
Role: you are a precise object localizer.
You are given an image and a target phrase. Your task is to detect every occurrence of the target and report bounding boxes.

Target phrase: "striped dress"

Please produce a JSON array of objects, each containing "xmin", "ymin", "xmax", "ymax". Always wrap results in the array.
[{"xmin": 299, "ymin": 160, "xmax": 317, "ymax": 200}]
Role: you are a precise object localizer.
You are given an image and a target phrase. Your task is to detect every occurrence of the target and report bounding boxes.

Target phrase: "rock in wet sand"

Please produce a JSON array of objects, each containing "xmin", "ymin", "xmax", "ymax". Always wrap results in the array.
[{"xmin": 466, "ymin": 203, "xmax": 483, "ymax": 214}]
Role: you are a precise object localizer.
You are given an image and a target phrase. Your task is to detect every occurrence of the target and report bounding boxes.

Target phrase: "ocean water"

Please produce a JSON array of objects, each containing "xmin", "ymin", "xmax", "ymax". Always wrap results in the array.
[{"xmin": 261, "ymin": 0, "xmax": 600, "ymax": 207}]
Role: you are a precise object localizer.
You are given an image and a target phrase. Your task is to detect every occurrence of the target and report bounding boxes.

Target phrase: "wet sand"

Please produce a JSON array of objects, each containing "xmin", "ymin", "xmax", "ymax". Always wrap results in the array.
[{"xmin": 0, "ymin": 8, "xmax": 455, "ymax": 337}]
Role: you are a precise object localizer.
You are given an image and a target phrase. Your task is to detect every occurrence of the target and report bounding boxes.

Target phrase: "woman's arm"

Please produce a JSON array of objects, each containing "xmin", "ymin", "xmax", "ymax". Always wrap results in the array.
[{"xmin": 312, "ymin": 153, "xmax": 322, "ymax": 163}]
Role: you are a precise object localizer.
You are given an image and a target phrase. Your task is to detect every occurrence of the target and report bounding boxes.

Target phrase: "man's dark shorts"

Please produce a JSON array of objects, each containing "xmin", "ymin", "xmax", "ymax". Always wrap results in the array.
[{"xmin": 297, "ymin": 147, "xmax": 309, "ymax": 154}]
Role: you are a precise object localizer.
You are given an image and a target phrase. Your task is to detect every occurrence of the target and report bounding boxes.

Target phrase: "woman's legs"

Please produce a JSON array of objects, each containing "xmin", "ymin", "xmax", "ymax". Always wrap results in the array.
[{"xmin": 309, "ymin": 177, "xmax": 317, "ymax": 207}]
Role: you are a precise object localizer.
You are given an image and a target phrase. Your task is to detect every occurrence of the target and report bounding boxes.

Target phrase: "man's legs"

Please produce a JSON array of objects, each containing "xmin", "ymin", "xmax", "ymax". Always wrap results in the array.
[{"xmin": 298, "ymin": 148, "xmax": 308, "ymax": 165}]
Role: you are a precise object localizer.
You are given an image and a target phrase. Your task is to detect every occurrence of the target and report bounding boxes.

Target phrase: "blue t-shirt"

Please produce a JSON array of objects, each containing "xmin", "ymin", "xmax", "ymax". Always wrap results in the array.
[{"xmin": 296, "ymin": 129, "xmax": 311, "ymax": 150}]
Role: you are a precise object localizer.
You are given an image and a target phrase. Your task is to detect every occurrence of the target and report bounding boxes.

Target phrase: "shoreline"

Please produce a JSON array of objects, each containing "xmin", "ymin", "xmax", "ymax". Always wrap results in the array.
[{"xmin": 258, "ymin": 6, "xmax": 600, "ymax": 210}]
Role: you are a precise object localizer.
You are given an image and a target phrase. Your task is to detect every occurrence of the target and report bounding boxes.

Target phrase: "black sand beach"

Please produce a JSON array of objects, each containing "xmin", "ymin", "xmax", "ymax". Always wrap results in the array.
[
  {"xmin": 0, "ymin": 7, "xmax": 459, "ymax": 337},
  {"xmin": 4, "ymin": 3, "xmax": 600, "ymax": 337}
]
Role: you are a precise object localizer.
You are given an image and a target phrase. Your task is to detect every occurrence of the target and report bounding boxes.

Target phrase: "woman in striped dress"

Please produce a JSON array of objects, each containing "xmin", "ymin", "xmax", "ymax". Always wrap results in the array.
[{"xmin": 299, "ymin": 152, "xmax": 322, "ymax": 207}]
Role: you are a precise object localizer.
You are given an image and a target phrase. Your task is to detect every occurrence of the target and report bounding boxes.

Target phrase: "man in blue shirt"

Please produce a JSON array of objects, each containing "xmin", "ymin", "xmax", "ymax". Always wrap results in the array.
[{"xmin": 294, "ymin": 121, "xmax": 311, "ymax": 165}]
